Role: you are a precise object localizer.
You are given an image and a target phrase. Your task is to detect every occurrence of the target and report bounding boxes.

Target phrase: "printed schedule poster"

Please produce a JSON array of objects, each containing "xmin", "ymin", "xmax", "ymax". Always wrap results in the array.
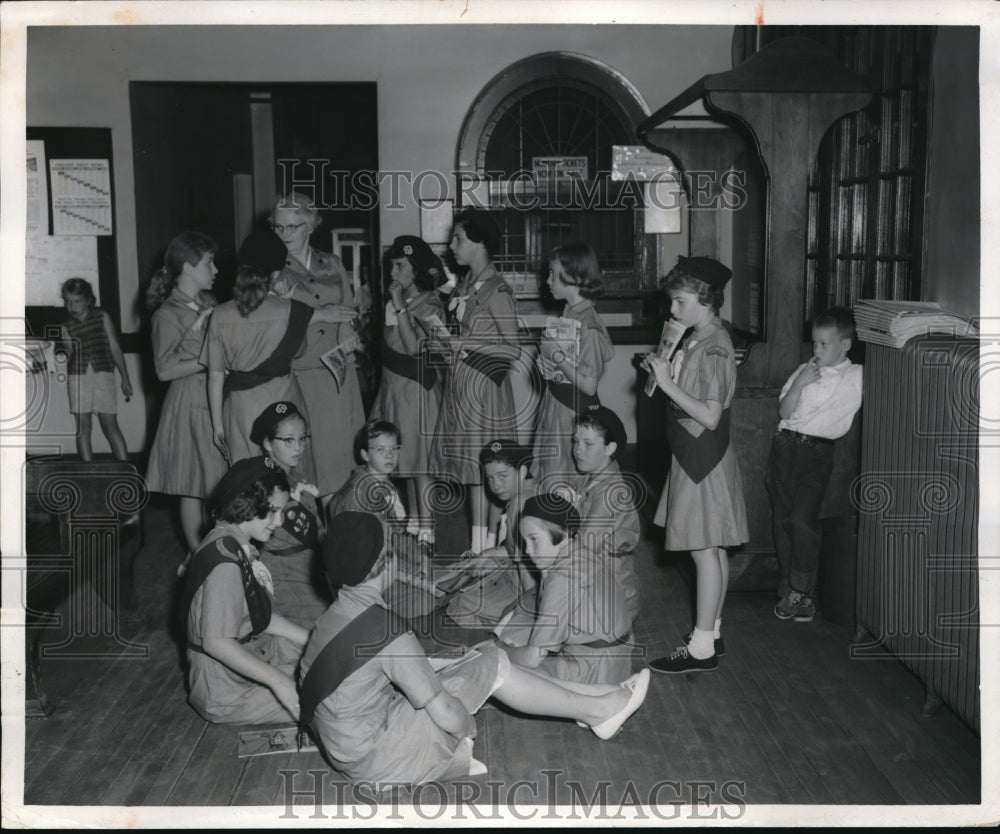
[
  {"xmin": 26, "ymin": 139, "xmax": 48, "ymax": 237},
  {"xmin": 49, "ymin": 158, "xmax": 113, "ymax": 235}
]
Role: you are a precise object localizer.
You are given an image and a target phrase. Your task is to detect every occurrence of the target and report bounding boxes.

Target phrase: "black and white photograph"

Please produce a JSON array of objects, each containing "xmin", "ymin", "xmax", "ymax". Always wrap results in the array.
[{"xmin": 1, "ymin": 0, "xmax": 996, "ymax": 827}]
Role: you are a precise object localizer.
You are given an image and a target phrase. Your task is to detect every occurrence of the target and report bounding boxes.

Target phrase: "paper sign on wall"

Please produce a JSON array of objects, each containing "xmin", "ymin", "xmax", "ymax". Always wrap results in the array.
[
  {"xmin": 50, "ymin": 159, "xmax": 113, "ymax": 235},
  {"xmin": 26, "ymin": 140, "xmax": 49, "ymax": 237},
  {"xmin": 25, "ymin": 235, "xmax": 100, "ymax": 306}
]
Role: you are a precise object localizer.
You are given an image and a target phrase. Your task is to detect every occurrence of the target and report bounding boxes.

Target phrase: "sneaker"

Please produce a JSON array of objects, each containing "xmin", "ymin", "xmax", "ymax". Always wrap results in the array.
[
  {"xmin": 683, "ymin": 631, "xmax": 726, "ymax": 657},
  {"xmin": 649, "ymin": 646, "xmax": 718, "ymax": 674},
  {"xmin": 792, "ymin": 596, "xmax": 816, "ymax": 623},
  {"xmin": 774, "ymin": 590, "xmax": 815, "ymax": 622}
]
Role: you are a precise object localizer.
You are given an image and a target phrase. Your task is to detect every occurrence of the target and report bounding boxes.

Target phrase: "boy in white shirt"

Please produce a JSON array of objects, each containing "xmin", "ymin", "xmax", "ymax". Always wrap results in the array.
[{"xmin": 767, "ymin": 307, "xmax": 863, "ymax": 623}]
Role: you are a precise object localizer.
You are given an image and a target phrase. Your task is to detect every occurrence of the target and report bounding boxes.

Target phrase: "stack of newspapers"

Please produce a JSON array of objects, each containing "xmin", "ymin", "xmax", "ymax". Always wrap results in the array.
[{"xmin": 853, "ymin": 299, "xmax": 978, "ymax": 348}]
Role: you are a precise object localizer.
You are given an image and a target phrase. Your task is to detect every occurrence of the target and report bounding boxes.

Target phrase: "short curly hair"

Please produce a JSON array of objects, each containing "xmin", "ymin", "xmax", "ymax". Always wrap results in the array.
[
  {"xmin": 660, "ymin": 267, "xmax": 724, "ymax": 315},
  {"xmin": 213, "ymin": 469, "xmax": 290, "ymax": 524}
]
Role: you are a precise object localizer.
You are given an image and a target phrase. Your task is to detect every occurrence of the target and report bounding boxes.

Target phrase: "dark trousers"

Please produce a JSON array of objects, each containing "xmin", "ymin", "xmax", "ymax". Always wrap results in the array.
[{"xmin": 765, "ymin": 432, "xmax": 835, "ymax": 596}]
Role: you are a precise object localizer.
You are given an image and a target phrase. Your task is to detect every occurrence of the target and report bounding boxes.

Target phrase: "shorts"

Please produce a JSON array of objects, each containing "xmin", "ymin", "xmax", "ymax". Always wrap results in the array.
[{"xmin": 67, "ymin": 368, "xmax": 117, "ymax": 414}]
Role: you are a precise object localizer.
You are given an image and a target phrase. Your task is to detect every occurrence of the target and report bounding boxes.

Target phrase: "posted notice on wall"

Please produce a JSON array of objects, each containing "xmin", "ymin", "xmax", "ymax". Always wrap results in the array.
[
  {"xmin": 25, "ymin": 235, "xmax": 100, "ymax": 306},
  {"xmin": 50, "ymin": 158, "xmax": 113, "ymax": 235},
  {"xmin": 26, "ymin": 140, "xmax": 48, "ymax": 237}
]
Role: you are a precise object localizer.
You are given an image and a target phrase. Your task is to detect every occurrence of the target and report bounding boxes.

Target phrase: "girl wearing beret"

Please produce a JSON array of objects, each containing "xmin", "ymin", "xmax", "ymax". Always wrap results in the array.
[
  {"xmin": 646, "ymin": 257, "xmax": 749, "ymax": 674},
  {"xmin": 251, "ymin": 401, "xmax": 331, "ymax": 630},
  {"xmin": 298, "ymin": 510, "xmax": 650, "ymax": 789},
  {"xmin": 443, "ymin": 439, "xmax": 539, "ymax": 629},
  {"xmin": 498, "ymin": 493, "xmax": 635, "ymax": 685},
  {"xmin": 369, "ymin": 235, "xmax": 447, "ymax": 540},
  {"xmin": 144, "ymin": 231, "xmax": 228, "ymax": 570},
  {"xmin": 429, "ymin": 210, "xmax": 521, "ymax": 554},
  {"xmin": 183, "ymin": 457, "xmax": 308, "ymax": 725},
  {"xmin": 203, "ymin": 230, "xmax": 355, "ymax": 471},
  {"xmin": 270, "ymin": 192, "xmax": 366, "ymax": 495},
  {"xmin": 570, "ymin": 405, "xmax": 641, "ymax": 626},
  {"xmin": 532, "ymin": 243, "xmax": 613, "ymax": 491}
]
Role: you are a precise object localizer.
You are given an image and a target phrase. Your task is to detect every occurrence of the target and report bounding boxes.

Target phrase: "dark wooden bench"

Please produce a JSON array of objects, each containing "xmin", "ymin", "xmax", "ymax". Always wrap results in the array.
[{"xmin": 23, "ymin": 458, "xmax": 149, "ymax": 717}]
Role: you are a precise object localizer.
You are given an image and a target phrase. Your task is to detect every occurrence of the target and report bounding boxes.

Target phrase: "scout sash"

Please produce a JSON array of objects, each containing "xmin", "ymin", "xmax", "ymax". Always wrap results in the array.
[
  {"xmin": 182, "ymin": 531, "xmax": 272, "ymax": 644},
  {"xmin": 665, "ymin": 406, "xmax": 731, "ymax": 485},
  {"xmin": 224, "ymin": 299, "xmax": 314, "ymax": 394},
  {"xmin": 461, "ymin": 348, "xmax": 512, "ymax": 386},
  {"xmin": 546, "ymin": 378, "xmax": 599, "ymax": 412},
  {"xmin": 298, "ymin": 604, "xmax": 410, "ymax": 727},
  {"xmin": 379, "ymin": 334, "xmax": 437, "ymax": 390}
]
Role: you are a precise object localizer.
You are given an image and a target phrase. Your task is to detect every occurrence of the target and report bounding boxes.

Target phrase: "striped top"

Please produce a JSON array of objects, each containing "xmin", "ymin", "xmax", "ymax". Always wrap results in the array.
[{"xmin": 64, "ymin": 307, "xmax": 114, "ymax": 375}]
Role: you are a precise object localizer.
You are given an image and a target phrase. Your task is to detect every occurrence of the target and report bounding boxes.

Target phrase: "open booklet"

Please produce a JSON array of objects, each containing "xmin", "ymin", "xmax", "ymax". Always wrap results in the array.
[
  {"xmin": 539, "ymin": 315, "xmax": 580, "ymax": 381},
  {"xmin": 319, "ymin": 333, "xmax": 362, "ymax": 391}
]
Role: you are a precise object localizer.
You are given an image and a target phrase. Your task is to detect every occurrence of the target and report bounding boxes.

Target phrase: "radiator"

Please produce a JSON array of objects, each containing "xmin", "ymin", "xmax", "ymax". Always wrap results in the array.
[{"xmin": 854, "ymin": 335, "xmax": 980, "ymax": 733}]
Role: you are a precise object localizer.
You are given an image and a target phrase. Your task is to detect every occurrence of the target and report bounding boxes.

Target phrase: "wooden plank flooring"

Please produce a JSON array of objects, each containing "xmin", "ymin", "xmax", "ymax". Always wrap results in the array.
[{"xmin": 18, "ymin": 495, "xmax": 981, "ymax": 816}]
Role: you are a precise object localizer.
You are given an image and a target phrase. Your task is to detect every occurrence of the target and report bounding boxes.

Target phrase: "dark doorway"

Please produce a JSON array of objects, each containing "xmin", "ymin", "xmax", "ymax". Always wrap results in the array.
[
  {"xmin": 129, "ymin": 82, "xmax": 379, "ymax": 303},
  {"xmin": 129, "ymin": 81, "xmax": 379, "ymax": 438}
]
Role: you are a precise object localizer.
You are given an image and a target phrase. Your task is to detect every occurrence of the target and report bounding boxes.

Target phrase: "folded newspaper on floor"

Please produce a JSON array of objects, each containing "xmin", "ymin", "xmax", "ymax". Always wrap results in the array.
[
  {"xmin": 854, "ymin": 299, "xmax": 978, "ymax": 348},
  {"xmin": 238, "ymin": 724, "xmax": 318, "ymax": 757}
]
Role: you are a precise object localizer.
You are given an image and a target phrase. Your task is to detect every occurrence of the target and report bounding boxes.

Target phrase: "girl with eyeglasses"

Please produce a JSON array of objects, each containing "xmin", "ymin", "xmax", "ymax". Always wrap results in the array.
[
  {"xmin": 327, "ymin": 420, "xmax": 438, "ymax": 619},
  {"xmin": 250, "ymin": 401, "xmax": 332, "ymax": 630},
  {"xmin": 269, "ymin": 191, "xmax": 366, "ymax": 497}
]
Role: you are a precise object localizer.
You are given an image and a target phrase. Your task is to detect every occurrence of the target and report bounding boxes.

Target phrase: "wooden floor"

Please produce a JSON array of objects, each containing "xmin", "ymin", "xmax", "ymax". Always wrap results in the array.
[{"xmin": 19, "ymin": 490, "xmax": 982, "ymax": 817}]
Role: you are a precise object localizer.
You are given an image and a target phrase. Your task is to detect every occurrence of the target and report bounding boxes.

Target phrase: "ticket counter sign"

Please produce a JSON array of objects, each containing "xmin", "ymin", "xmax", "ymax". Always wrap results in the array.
[{"xmin": 532, "ymin": 156, "xmax": 589, "ymax": 183}]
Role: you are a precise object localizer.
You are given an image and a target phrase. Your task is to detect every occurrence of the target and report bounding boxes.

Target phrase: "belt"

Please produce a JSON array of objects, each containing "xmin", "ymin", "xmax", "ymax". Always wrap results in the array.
[{"xmin": 778, "ymin": 428, "xmax": 834, "ymax": 446}]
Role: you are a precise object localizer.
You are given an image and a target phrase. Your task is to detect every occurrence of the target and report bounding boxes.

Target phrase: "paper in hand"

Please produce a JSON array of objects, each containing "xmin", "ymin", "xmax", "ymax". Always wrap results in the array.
[
  {"xmin": 644, "ymin": 319, "xmax": 688, "ymax": 396},
  {"xmin": 320, "ymin": 339, "xmax": 356, "ymax": 390},
  {"xmin": 540, "ymin": 316, "xmax": 580, "ymax": 381}
]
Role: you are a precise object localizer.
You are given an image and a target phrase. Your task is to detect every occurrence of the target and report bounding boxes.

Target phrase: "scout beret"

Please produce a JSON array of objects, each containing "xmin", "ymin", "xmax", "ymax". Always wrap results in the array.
[
  {"xmin": 250, "ymin": 401, "xmax": 303, "ymax": 446},
  {"xmin": 521, "ymin": 492, "xmax": 581, "ymax": 534},
  {"xmin": 675, "ymin": 255, "xmax": 732, "ymax": 290},
  {"xmin": 389, "ymin": 235, "xmax": 438, "ymax": 274},
  {"xmin": 577, "ymin": 404, "xmax": 626, "ymax": 452},
  {"xmin": 479, "ymin": 438, "xmax": 532, "ymax": 469},
  {"xmin": 211, "ymin": 456, "xmax": 280, "ymax": 512},
  {"xmin": 324, "ymin": 511, "xmax": 386, "ymax": 588},
  {"xmin": 238, "ymin": 230, "xmax": 288, "ymax": 273}
]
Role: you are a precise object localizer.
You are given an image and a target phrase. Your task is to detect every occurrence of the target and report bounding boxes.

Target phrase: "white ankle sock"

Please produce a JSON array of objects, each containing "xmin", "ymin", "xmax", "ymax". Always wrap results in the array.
[
  {"xmin": 714, "ymin": 618, "xmax": 722, "ymax": 639},
  {"xmin": 687, "ymin": 627, "xmax": 715, "ymax": 659},
  {"xmin": 485, "ymin": 530, "xmax": 497, "ymax": 549},
  {"xmin": 470, "ymin": 525, "xmax": 488, "ymax": 553}
]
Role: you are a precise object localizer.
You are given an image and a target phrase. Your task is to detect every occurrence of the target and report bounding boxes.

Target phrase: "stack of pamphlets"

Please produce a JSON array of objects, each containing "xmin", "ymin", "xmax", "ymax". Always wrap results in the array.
[{"xmin": 853, "ymin": 300, "xmax": 978, "ymax": 348}]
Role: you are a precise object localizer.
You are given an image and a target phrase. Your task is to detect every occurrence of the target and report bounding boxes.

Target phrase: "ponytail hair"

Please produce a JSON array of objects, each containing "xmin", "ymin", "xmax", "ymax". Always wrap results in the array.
[
  {"xmin": 233, "ymin": 265, "xmax": 272, "ymax": 317},
  {"xmin": 145, "ymin": 230, "xmax": 217, "ymax": 311}
]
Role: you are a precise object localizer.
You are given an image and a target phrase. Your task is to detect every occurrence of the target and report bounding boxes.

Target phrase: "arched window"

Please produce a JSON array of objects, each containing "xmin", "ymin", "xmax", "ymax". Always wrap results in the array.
[{"xmin": 456, "ymin": 53, "xmax": 652, "ymax": 311}]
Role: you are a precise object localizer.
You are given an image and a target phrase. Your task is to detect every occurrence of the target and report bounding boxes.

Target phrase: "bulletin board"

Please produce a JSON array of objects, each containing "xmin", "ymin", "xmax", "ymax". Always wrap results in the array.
[{"xmin": 25, "ymin": 127, "xmax": 120, "ymax": 340}]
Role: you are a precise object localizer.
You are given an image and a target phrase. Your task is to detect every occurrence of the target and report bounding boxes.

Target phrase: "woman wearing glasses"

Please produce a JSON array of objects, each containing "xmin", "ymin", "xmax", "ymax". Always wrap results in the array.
[
  {"xmin": 270, "ymin": 191, "xmax": 366, "ymax": 496},
  {"xmin": 250, "ymin": 401, "xmax": 331, "ymax": 630}
]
